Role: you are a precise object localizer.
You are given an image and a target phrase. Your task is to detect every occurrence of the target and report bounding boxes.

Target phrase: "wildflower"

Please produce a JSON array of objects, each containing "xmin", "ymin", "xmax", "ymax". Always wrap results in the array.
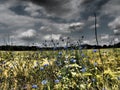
[
  {"xmin": 93, "ymin": 49, "xmax": 97, "ymax": 52},
  {"xmin": 10, "ymin": 66, "xmax": 14, "ymax": 69},
  {"xmin": 80, "ymin": 67, "xmax": 86, "ymax": 73},
  {"xmin": 81, "ymin": 36, "xmax": 84, "ymax": 39},
  {"xmin": 41, "ymin": 80, "xmax": 47, "ymax": 85},
  {"xmin": 40, "ymin": 67, "xmax": 44, "ymax": 71},
  {"xmin": 22, "ymin": 85, "xmax": 27, "ymax": 89},
  {"xmin": 117, "ymin": 76, "xmax": 120, "ymax": 80},
  {"xmin": 94, "ymin": 62, "xmax": 98, "ymax": 66},
  {"xmin": 81, "ymin": 53, "xmax": 84, "ymax": 57},
  {"xmin": 36, "ymin": 62, "xmax": 39, "ymax": 65},
  {"xmin": 64, "ymin": 46, "xmax": 68, "ymax": 49},
  {"xmin": 102, "ymin": 87, "xmax": 106, "ymax": 90},
  {"xmin": 92, "ymin": 78, "xmax": 96, "ymax": 82},
  {"xmin": 58, "ymin": 75, "xmax": 62, "ymax": 79},
  {"xmin": 54, "ymin": 79, "xmax": 59, "ymax": 83},
  {"xmin": 2, "ymin": 61, "xmax": 6, "ymax": 64},
  {"xmin": 70, "ymin": 59, "xmax": 76, "ymax": 63},
  {"xmin": 32, "ymin": 85, "xmax": 37, "ymax": 88},
  {"xmin": 58, "ymin": 52, "xmax": 62, "ymax": 55},
  {"xmin": 44, "ymin": 64, "xmax": 49, "ymax": 67}
]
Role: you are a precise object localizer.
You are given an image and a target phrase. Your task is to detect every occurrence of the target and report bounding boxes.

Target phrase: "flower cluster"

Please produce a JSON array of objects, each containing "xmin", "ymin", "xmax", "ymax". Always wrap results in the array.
[{"xmin": 41, "ymin": 80, "xmax": 47, "ymax": 85}]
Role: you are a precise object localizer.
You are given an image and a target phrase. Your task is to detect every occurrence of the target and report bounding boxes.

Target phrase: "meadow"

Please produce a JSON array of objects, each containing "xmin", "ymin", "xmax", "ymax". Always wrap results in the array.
[{"xmin": 0, "ymin": 48, "xmax": 120, "ymax": 90}]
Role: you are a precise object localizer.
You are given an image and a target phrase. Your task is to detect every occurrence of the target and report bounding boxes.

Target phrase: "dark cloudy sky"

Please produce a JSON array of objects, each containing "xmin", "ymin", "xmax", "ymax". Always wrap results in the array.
[{"xmin": 0, "ymin": 0, "xmax": 120, "ymax": 46}]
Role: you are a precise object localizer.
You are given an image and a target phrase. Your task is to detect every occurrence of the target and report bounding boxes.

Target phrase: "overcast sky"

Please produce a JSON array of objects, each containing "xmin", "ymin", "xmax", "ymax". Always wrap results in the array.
[{"xmin": 0, "ymin": 0, "xmax": 120, "ymax": 46}]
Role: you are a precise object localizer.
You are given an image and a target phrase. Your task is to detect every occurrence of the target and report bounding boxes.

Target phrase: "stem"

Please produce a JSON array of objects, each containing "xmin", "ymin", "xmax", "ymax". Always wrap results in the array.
[
  {"xmin": 94, "ymin": 13, "xmax": 99, "ymax": 46},
  {"xmin": 94, "ymin": 13, "xmax": 105, "ymax": 88}
]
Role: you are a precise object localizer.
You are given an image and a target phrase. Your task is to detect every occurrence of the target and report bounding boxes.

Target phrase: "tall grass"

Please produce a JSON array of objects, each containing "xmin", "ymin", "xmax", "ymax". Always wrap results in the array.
[{"xmin": 0, "ymin": 48, "xmax": 119, "ymax": 90}]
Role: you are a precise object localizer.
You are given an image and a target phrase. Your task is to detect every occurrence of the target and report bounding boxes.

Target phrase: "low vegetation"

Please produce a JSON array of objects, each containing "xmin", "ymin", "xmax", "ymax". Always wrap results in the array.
[{"xmin": 0, "ymin": 48, "xmax": 120, "ymax": 90}]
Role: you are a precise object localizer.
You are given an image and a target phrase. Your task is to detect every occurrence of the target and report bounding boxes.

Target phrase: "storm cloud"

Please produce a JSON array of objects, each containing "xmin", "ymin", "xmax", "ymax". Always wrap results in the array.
[
  {"xmin": 0, "ymin": 0, "xmax": 120, "ymax": 45},
  {"xmin": 23, "ymin": 0, "xmax": 76, "ymax": 18},
  {"xmin": 23, "ymin": 0, "xmax": 110, "ymax": 19}
]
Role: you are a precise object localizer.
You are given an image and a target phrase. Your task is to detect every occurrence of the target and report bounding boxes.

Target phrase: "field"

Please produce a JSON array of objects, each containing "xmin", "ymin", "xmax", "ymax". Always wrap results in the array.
[{"xmin": 0, "ymin": 48, "xmax": 120, "ymax": 90}]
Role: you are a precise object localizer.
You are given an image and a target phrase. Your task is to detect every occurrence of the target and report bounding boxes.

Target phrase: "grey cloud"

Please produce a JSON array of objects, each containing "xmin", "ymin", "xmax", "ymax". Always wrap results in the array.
[
  {"xmin": 23, "ymin": 0, "xmax": 72, "ymax": 16},
  {"xmin": 39, "ymin": 22, "xmax": 85, "ymax": 36},
  {"xmin": 100, "ymin": 34, "xmax": 110, "ymax": 40},
  {"xmin": 113, "ymin": 30, "xmax": 120, "ymax": 36},
  {"xmin": 80, "ymin": 0, "xmax": 110, "ymax": 19},
  {"xmin": 24, "ymin": 0, "xmax": 110, "ymax": 20},
  {"xmin": 108, "ymin": 16, "xmax": 120, "ymax": 30},
  {"xmin": 5, "ymin": 0, "xmax": 111, "ymax": 20},
  {"xmin": 90, "ymin": 24, "xmax": 99, "ymax": 29},
  {"xmin": 19, "ymin": 0, "xmax": 80, "ymax": 20},
  {"xmin": 82, "ymin": 0, "xmax": 110, "ymax": 9},
  {"xmin": 18, "ymin": 29, "xmax": 37, "ymax": 41},
  {"xmin": 13, "ymin": 28, "xmax": 44, "ymax": 45},
  {"xmin": 69, "ymin": 22, "xmax": 84, "ymax": 32},
  {"xmin": 101, "ymin": 0, "xmax": 120, "ymax": 34},
  {"xmin": 101, "ymin": 0, "xmax": 120, "ymax": 17}
]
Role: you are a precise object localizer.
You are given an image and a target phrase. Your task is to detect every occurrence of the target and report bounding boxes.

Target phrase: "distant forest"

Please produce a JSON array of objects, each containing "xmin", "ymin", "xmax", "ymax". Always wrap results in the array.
[{"xmin": 0, "ymin": 42, "xmax": 120, "ymax": 51}]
